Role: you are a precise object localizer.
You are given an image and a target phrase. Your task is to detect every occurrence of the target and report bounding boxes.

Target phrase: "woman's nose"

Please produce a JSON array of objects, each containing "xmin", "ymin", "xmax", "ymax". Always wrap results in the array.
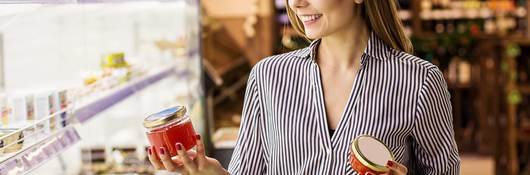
[{"xmin": 288, "ymin": 0, "xmax": 308, "ymax": 9}]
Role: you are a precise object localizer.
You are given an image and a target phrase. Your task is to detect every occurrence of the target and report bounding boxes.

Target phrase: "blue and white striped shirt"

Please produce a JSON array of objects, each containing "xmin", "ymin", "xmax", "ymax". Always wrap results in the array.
[{"xmin": 228, "ymin": 32, "xmax": 460, "ymax": 175}]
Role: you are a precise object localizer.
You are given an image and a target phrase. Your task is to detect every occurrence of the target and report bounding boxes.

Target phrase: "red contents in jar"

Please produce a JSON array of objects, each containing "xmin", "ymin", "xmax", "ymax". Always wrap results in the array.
[
  {"xmin": 146, "ymin": 119, "xmax": 197, "ymax": 157},
  {"xmin": 350, "ymin": 150, "xmax": 387, "ymax": 175}
]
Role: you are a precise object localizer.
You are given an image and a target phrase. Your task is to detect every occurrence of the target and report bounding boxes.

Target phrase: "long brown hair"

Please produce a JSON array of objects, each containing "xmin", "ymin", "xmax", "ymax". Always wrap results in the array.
[{"xmin": 285, "ymin": 0, "xmax": 413, "ymax": 54}]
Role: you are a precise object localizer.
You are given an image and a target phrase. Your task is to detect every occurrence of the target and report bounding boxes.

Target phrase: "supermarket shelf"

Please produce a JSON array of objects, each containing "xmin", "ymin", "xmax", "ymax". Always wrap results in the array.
[
  {"xmin": 75, "ymin": 47, "xmax": 200, "ymax": 123},
  {"xmin": 74, "ymin": 65, "xmax": 177, "ymax": 123},
  {"xmin": 0, "ymin": 48, "xmax": 201, "ymax": 174},
  {"xmin": 0, "ymin": 126, "xmax": 81, "ymax": 175},
  {"xmin": 420, "ymin": 7, "xmax": 527, "ymax": 20}
]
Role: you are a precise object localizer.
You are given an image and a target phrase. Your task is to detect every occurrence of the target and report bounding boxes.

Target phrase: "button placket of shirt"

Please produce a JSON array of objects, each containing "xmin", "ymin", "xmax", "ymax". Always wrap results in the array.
[
  {"xmin": 310, "ymin": 62, "xmax": 336, "ymax": 175},
  {"xmin": 305, "ymin": 57, "xmax": 328, "ymax": 174}
]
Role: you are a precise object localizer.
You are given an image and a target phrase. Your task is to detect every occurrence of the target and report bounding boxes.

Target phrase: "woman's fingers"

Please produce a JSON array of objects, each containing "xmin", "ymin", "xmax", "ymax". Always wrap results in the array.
[
  {"xmin": 176, "ymin": 143, "xmax": 198, "ymax": 173},
  {"xmin": 158, "ymin": 146, "xmax": 178, "ymax": 171},
  {"xmin": 147, "ymin": 146, "xmax": 164, "ymax": 170},
  {"xmin": 171, "ymin": 150, "xmax": 197, "ymax": 165},
  {"xmin": 195, "ymin": 135, "xmax": 207, "ymax": 166},
  {"xmin": 386, "ymin": 160, "xmax": 407, "ymax": 175}
]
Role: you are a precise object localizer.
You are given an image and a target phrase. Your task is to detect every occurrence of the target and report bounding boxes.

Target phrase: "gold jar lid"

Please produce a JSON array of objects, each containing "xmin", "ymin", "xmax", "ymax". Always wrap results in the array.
[
  {"xmin": 143, "ymin": 106, "xmax": 187, "ymax": 129},
  {"xmin": 351, "ymin": 135, "xmax": 394, "ymax": 173}
]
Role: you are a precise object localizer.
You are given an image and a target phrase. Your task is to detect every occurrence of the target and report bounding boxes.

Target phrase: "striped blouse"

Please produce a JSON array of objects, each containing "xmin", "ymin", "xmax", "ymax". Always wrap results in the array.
[{"xmin": 228, "ymin": 32, "xmax": 460, "ymax": 175}]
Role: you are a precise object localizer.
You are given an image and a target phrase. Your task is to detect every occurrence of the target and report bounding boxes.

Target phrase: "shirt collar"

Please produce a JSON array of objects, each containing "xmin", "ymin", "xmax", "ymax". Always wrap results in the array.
[{"xmin": 294, "ymin": 32, "xmax": 393, "ymax": 62}]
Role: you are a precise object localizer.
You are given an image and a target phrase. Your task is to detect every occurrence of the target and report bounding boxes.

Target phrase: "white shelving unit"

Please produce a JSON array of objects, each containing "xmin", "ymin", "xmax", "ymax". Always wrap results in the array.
[{"xmin": 0, "ymin": 1, "xmax": 204, "ymax": 174}]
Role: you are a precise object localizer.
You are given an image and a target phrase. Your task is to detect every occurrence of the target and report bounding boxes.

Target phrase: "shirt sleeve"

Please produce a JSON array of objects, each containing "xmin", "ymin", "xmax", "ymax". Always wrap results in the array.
[
  {"xmin": 411, "ymin": 67, "xmax": 461, "ymax": 175},
  {"xmin": 227, "ymin": 68, "xmax": 266, "ymax": 174}
]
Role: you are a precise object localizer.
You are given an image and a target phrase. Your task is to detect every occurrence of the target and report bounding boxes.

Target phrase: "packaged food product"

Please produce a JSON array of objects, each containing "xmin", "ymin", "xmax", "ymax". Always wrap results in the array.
[
  {"xmin": 34, "ymin": 93, "xmax": 51, "ymax": 134},
  {"xmin": 101, "ymin": 52, "xmax": 128, "ymax": 69},
  {"xmin": 25, "ymin": 94, "xmax": 34, "ymax": 120},
  {"xmin": 0, "ymin": 94, "xmax": 9, "ymax": 127},
  {"xmin": 350, "ymin": 135, "xmax": 394, "ymax": 175},
  {"xmin": 81, "ymin": 147, "xmax": 109, "ymax": 173},
  {"xmin": 57, "ymin": 90, "xmax": 69, "ymax": 128},
  {"xmin": 50, "ymin": 91, "xmax": 62, "ymax": 131},
  {"xmin": 143, "ymin": 106, "xmax": 197, "ymax": 157},
  {"xmin": 0, "ymin": 128, "xmax": 24, "ymax": 153},
  {"xmin": 9, "ymin": 95, "xmax": 28, "ymax": 123}
]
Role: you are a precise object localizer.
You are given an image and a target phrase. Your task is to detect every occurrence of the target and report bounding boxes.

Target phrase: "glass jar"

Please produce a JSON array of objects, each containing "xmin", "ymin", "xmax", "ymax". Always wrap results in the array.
[
  {"xmin": 350, "ymin": 135, "xmax": 394, "ymax": 175},
  {"xmin": 143, "ymin": 106, "xmax": 197, "ymax": 157}
]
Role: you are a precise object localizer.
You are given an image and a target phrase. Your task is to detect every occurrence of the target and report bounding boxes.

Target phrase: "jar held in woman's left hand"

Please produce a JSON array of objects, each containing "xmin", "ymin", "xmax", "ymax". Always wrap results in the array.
[{"xmin": 365, "ymin": 160, "xmax": 408, "ymax": 175}]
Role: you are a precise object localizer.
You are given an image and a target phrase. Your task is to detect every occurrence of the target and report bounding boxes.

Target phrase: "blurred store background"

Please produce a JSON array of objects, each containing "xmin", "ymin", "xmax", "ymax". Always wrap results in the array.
[{"xmin": 0, "ymin": 0, "xmax": 528, "ymax": 175}]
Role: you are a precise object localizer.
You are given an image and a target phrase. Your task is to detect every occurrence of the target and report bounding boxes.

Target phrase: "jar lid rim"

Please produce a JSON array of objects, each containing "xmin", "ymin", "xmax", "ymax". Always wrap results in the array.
[
  {"xmin": 351, "ymin": 135, "xmax": 394, "ymax": 172},
  {"xmin": 143, "ymin": 106, "xmax": 187, "ymax": 128}
]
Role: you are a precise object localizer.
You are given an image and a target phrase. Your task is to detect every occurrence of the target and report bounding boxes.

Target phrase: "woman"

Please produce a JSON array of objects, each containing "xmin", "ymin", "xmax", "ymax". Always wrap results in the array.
[{"xmin": 147, "ymin": 0, "xmax": 461, "ymax": 174}]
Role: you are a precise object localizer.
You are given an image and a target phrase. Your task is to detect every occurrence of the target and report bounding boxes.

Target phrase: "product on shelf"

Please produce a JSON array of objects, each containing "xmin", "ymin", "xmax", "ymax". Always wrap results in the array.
[
  {"xmin": 49, "ymin": 91, "xmax": 60, "ymax": 131},
  {"xmin": 0, "ymin": 129, "xmax": 24, "ymax": 154},
  {"xmin": 101, "ymin": 52, "xmax": 129, "ymax": 69},
  {"xmin": 419, "ymin": 0, "xmax": 526, "ymax": 35},
  {"xmin": 458, "ymin": 60, "xmax": 472, "ymax": 85},
  {"xmin": 80, "ymin": 146, "xmax": 153, "ymax": 174},
  {"xmin": 25, "ymin": 94, "xmax": 34, "ymax": 120},
  {"xmin": 34, "ymin": 92, "xmax": 52, "ymax": 135},
  {"xmin": 81, "ymin": 147, "xmax": 109, "ymax": 174},
  {"xmin": 82, "ymin": 71, "xmax": 101, "ymax": 86},
  {"xmin": 51, "ymin": 90, "xmax": 67, "ymax": 129},
  {"xmin": 154, "ymin": 37, "xmax": 189, "ymax": 57},
  {"xmin": 6, "ymin": 95, "xmax": 37, "ymax": 143},
  {"xmin": 110, "ymin": 146, "xmax": 150, "ymax": 174},
  {"xmin": 1, "ymin": 94, "xmax": 9, "ymax": 127},
  {"xmin": 143, "ymin": 106, "xmax": 197, "ymax": 157},
  {"xmin": 9, "ymin": 95, "xmax": 28, "ymax": 124}
]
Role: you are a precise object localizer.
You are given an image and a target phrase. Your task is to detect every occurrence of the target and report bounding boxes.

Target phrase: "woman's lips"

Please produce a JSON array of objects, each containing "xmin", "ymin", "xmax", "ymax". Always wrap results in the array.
[{"xmin": 298, "ymin": 14, "xmax": 322, "ymax": 25}]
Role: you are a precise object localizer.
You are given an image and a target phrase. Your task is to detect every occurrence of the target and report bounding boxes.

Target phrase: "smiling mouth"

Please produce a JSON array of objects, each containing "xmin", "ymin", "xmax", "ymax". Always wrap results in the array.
[{"xmin": 298, "ymin": 14, "xmax": 322, "ymax": 23}]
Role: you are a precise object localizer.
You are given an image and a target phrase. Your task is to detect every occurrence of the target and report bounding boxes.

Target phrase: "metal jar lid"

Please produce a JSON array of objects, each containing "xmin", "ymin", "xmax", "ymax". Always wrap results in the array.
[
  {"xmin": 143, "ymin": 106, "xmax": 187, "ymax": 129},
  {"xmin": 351, "ymin": 135, "xmax": 394, "ymax": 172}
]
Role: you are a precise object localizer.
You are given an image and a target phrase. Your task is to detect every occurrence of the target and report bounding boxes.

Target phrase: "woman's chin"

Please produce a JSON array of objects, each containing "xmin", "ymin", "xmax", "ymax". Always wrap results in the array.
[{"xmin": 304, "ymin": 32, "xmax": 321, "ymax": 40}]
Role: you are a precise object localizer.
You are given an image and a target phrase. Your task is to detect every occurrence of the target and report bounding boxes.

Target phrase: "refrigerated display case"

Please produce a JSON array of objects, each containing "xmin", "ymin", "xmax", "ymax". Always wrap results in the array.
[{"xmin": 0, "ymin": 0, "xmax": 204, "ymax": 174}]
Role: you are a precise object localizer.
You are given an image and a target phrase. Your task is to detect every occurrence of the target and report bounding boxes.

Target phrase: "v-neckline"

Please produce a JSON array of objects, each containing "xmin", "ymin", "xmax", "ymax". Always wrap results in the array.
[{"xmin": 312, "ymin": 56, "xmax": 365, "ymax": 145}]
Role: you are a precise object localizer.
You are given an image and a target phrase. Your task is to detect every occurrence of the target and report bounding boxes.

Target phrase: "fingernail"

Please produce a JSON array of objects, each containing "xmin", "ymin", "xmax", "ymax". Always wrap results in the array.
[
  {"xmin": 196, "ymin": 134, "xmax": 201, "ymax": 140},
  {"xmin": 147, "ymin": 147, "xmax": 152, "ymax": 155},
  {"xmin": 176, "ymin": 143, "xmax": 183, "ymax": 150},
  {"xmin": 387, "ymin": 160, "xmax": 393, "ymax": 167},
  {"xmin": 159, "ymin": 147, "xmax": 166, "ymax": 155}
]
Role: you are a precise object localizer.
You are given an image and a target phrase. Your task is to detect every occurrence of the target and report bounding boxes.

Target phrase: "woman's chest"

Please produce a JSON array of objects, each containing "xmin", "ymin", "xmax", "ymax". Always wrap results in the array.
[{"xmin": 261, "ymin": 72, "xmax": 419, "ymax": 156}]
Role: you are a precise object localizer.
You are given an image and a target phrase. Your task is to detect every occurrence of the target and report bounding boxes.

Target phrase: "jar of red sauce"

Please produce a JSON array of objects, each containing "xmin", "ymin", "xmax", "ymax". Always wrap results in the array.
[
  {"xmin": 143, "ymin": 106, "xmax": 197, "ymax": 157},
  {"xmin": 350, "ymin": 135, "xmax": 394, "ymax": 175}
]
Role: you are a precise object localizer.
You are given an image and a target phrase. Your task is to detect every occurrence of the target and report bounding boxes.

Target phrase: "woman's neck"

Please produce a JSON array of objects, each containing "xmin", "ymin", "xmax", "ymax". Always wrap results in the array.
[{"xmin": 317, "ymin": 18, "xmax": 369, "ymax": 71}]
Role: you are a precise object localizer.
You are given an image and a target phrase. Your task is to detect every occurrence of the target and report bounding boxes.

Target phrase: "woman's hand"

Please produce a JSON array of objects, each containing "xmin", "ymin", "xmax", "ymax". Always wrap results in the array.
[
  {"xmin": 365, "ymin": 160, "xmax": 407, "ymax": 175},
  {"xmin": 147, "ymin": 135, "xmax": 229, "ymax": 175}
]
